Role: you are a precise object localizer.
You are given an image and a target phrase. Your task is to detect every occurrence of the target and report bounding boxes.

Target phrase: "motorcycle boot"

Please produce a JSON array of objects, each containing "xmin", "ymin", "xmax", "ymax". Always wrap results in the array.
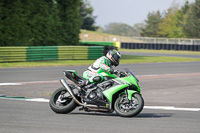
[
  {"xmin": 78, "ymin": 79, "xmax": 90, "ymax": 88},
  {"xmin": 77, "ymin": 79, "xmax": 90, "ymax": 96}
]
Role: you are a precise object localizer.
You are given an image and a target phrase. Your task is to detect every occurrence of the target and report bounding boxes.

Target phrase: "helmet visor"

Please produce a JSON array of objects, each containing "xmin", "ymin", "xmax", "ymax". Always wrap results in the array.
[{"xmin": 113, "ymin": 53, "xmax": 121, "ymax": 66}]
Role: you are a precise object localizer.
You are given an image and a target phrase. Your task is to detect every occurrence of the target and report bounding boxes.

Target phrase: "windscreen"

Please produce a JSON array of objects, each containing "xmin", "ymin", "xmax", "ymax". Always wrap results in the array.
[{"xmin": 124, "ymin": 68, "xmax": 139, "ymax": 82}]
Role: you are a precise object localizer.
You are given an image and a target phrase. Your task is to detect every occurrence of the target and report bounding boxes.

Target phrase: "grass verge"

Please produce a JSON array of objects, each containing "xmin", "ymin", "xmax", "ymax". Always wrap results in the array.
[
  {"xmin": 0, "ymin": 60, "xmax": 94, "ymax": 68},
  {"xmin": 121, "ymin": 55, "xmax": 200, "ymax": 64},
  {"xmin": 1, "ymin": 55, "xmax": 200, "ymax": 68}
]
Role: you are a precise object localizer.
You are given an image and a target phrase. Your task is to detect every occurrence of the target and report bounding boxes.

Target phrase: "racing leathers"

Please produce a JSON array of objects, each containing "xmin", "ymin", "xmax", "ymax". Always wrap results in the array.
[{"xmin": 80, "ymin": 56, "xmax": 114, "ymax": 87}]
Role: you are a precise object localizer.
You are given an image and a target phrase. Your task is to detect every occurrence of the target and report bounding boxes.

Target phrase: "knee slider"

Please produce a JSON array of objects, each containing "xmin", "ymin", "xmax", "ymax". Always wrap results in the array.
[{"xmin": 93, "ymin": 76, "xmax": 102, "ymax": 82}]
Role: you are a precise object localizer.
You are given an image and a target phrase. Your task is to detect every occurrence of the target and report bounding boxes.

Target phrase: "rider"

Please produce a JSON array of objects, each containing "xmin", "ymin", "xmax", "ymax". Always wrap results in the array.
[{"xmin": 79, "ymin": 49, "xmax": 122, "ymax": 88}]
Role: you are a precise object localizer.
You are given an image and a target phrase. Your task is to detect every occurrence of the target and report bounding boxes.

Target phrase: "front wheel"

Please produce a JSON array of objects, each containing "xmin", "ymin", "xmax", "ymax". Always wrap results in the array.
[
  {"xmin": 114, "ymin": 93, "xmax": 144, "ymax": 117},
  {"xmin": 49, "ymin": 87, "xmax": 77, "ymax": 114}
]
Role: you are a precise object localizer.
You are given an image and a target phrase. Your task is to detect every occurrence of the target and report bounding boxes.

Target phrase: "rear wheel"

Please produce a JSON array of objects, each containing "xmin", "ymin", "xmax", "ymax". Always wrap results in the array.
[
  {"xmin": 49, "ymin": 87, "xmax": 77, "ymax": 114},
  {"xmin": 114, "ymin": 93, "xmax": 144, "ymax": 117}
]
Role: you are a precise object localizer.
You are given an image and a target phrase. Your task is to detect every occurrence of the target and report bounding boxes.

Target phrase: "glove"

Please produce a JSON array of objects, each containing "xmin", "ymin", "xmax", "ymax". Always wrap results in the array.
[
  {"xmin": 119, "ymin": 71, "xmax": 126, "ymax": 77},
  {"xmin": 113, "ymin": 70, "xmax": 126, "ymax": 77},
  {"xmin": 110, "ymin": 67, "xmax": 114, "ymax": 74},
  {"xmin": 113, "ymin": 70, "xmax": 120, "ymax": 76},
  {"xmin": 113, "ymin": 69, "xmax": 120, "ymax": 75}
]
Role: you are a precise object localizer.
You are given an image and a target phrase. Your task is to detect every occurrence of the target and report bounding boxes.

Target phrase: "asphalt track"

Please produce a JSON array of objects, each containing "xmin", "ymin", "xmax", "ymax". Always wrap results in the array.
[{"xmin": 0, "ymin": 62, "xmax": 200, "ymax": 133}]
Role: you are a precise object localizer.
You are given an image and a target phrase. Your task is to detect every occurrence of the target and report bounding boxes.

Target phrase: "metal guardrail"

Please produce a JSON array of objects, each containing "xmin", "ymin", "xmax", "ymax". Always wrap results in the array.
[
  {"xmin": 0, "ymin": 46, "xmax": 104, "ymax": 62},
  {"xmin": 0, "ymin": 47, "xmax": 27, "ymax": 62}
]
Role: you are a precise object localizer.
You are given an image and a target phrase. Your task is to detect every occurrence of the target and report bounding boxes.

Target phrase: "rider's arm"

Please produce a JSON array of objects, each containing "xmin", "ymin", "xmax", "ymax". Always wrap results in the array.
[
  {"xmin": 99, "ymin": 58, "xmax": 112, "ymax": 73},
  {"xmin": 99, "ymin": 63, "xmax": 111, "ymax": 73}
]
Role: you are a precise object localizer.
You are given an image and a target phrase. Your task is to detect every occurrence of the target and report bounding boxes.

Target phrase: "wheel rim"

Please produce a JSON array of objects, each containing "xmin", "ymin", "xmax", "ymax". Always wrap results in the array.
[
  {"xmin": 53, "ymin": 90, "xmax": 72, "ymax": 107},
  {"xmin": 117, "ymin": 95, "xmax": 140, "ymax": 113}
]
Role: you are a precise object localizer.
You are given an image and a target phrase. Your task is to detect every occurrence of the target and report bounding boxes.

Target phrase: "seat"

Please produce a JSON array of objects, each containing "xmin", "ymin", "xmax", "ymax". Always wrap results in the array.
[{"xmin": 64, "ymin": 70, "xmax": 84, "ymax": 84}]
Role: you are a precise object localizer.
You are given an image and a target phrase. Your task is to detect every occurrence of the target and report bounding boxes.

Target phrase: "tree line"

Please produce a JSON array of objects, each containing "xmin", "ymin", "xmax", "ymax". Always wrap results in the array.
[
  {"xmin": 141, "ymin": 0, "xmax": 200, "ymax": 38},
  {"xmin": 0, "ymin": 0, "xmax": 96, "ymax": 46},
  {"xmin": 103, "ymin": 0, "xmax": 200, "ymax": 39},
  {"xmin": 2, "ymin": 0, "xmax": 199, "ymax": 47}
]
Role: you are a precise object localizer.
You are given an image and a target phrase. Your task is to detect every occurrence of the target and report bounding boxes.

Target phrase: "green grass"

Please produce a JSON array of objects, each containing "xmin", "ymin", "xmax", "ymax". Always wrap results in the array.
[
  {"xmin": 121, "ymin": 55, "xmax": 200, "ymax": 64},
  {"xmin": 120, "ymin": 48, "xmax": 200, "ymax": 55},
  {"xmin": 1, "ymin": 55, "xmax": 200, "ymax": 68},
  {"xmin": 0, "ymin": 60, "xmax": 94, "ymax": 68}
]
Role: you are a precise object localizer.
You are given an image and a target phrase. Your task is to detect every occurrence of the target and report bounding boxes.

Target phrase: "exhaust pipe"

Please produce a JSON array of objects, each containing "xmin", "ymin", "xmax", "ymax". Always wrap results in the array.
[
  {"xmin": 60, "ymin": 78, "xmax": 97, "ymax": 108},
  {"xmin": 60, "ymin": 78, "xmax": 84, "ymax": 106}
]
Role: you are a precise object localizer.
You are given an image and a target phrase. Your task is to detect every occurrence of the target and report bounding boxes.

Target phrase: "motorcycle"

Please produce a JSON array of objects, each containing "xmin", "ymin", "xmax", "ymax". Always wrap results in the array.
[{"xmin": 49, "ymin": 68, "xmax": 144, "ymax": 117}]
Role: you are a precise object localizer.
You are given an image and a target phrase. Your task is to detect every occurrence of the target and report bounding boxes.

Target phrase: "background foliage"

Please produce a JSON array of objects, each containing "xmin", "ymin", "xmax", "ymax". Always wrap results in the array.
[
  {"xmin": 1, "ymin": 0, "xmax": 200, "ymax": 47},
  {"xmin": 103, "ymin": 0, "xmax": 200, "ymax": 39},
  {"xmin": 0, "ymin": 0, "xmax": 81, "ymax": 46},
  {"xmin": 80, "ymin": 0, "xmax": 97, "ymax": 31},
  {"xmin": 141, "ymin": 0, "xmax": 200, "ymax": 38}
]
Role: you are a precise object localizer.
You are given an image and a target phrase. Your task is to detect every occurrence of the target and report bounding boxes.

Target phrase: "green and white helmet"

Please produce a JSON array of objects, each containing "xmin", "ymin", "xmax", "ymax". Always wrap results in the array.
[{"xmin": 106, "ymin": 50, "xmax": 121, "ymax": 66}]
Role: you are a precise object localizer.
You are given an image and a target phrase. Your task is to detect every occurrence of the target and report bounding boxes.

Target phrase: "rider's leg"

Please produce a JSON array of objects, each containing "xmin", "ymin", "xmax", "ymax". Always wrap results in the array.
[
  {"xmin": 89, "ymin": 75, "xmax": 104, "ymax": 84},
  {"xmin": 79, "ymin": 71, "xmax": 103, "ymax": 87}
]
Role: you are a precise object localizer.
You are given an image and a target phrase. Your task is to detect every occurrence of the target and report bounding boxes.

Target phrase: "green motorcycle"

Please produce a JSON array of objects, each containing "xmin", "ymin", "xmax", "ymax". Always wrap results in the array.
[{"xmin": 49, "ymin": 68, "xmax": 144, "ymax": 117}]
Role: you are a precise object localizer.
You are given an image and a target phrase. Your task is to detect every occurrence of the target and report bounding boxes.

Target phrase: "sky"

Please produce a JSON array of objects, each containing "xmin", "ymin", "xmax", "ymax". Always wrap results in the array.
[{"xmin": 89, "ymin": 0, "xmax": 195, "ymax": 27}]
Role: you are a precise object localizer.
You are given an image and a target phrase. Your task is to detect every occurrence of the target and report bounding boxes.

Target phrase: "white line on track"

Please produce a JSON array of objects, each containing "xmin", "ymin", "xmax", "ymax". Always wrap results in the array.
[
  {"xmin": 0, "ymin": 83, "xmax": 22, "ymax": 86},
  {"xmin": 0, "ymin": 97, "xmax": 50, "ymax": 102},
  {"xmin": 0, "ymin": 80, "xmax": 59, "ymax": 86},
  {"xmin": 0, "ymin": 97, "xmax": 200, "ymax": 112},
  {"xmin": 144, "ymin": 106, "xmax": 200, "ymax": 112},
  {"xmin": 25, "ymin": 98, "xmax": 50, "ymax": 102}
]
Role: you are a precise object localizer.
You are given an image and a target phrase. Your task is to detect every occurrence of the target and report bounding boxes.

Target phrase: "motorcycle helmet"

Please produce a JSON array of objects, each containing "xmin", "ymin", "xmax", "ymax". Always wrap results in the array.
[{"xmin": 106, "ymin": 50, "xmax": 121, "ymax": 66}]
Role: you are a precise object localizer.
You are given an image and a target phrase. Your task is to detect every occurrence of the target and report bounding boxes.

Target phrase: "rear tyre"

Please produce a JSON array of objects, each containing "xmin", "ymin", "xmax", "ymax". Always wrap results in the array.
[
  {"xmin": 49, "ymin": 87, "xmax": 77, "ymax": 114},
  {"xmin": 114, "ymin": 93, "xmax": 144, "ymax": 117}
]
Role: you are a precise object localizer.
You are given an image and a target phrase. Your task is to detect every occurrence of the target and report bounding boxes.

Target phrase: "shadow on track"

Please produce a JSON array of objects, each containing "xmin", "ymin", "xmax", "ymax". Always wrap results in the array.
[
  {"xmin": 70, "ymin": 112, "xmax": 174, "ymax": 118},
  {"xmin": 136, "ymin": 113, "xmax": 174, "ymax": 118}
]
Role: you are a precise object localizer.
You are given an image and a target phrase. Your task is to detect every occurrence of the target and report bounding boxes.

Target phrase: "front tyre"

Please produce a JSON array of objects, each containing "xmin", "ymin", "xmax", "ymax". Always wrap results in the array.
[
  {"xmin": 49, "ymin": 87, "xmax": 77, "ymax": 114},
  {"xmin": 114, "ymin": 93, "xmax": 144, "ymax": 117}
]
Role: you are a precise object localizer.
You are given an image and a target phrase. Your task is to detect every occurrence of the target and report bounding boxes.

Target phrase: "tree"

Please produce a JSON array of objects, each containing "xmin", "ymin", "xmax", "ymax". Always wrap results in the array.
[
  {"xmin": 0, "ymin": 0, "xmax": 31, "ymax": 46},
  {"xmin": 104, "ymin": 22, "xmax": 136, "ymax": 37},
  {"xmin": 132, "ymin": 23, "xmax": 145, "ymax": 37},
  {"xmin": 157, "ymin": 1, "xmax": 189, "ymax": 38},
  {"xmin": 0, "ymin": 0, "xmax": 81, "ymax": 46},
  {"xmin": 183, "ymin": 0, "xmax": 200, "ymax": 38},
  {"xmin": 140, "ymin": 11, "xmax": 162, "ymax": 37},
  {"xmin": 56, "ymin": 0, "xmax": 81, "ymax": 45},
  {"xmin": 25, "ymin": 0, "xmax": 59, "ymax": 46},
  {"xmin": 80, "ymin": 0, "xmax": 97, "ymax": 31},
  {"xmin": 103, "ymin": 22, "xmax": 144, "ymax": 37}
]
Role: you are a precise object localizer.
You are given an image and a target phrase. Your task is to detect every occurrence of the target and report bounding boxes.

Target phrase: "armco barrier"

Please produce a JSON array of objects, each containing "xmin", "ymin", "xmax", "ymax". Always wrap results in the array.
[
  {"xmin": 0, "ymin": 46, "xmax": 104, "ymax": 62},
  {"xmin": 0, "ymin": 47, "xmax": 27, "ymax": 62},
  {"xmin": 121, "ymin": 43, "xmax": 200, "ymax": 51},
  {"xmin": 58, "ymin": 46, "xmax": 88, "ymax": 60},
  {"xmin": 27, "ymin": 46, "xmax": 58, "ymax": 61},
  {"xmin": 88, "ymin": 46, "xmax": 104, "ymax": 59}
]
